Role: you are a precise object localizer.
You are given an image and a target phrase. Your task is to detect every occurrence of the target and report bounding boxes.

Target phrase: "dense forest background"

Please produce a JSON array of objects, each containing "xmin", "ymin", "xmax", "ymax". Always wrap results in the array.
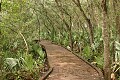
[{"xmin": 0, "ymin": 0, "xmax": 120, "ymax": 80}]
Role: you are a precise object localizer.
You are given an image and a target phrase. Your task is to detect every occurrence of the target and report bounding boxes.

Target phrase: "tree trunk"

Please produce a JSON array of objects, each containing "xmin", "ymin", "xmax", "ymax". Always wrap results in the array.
[
  {"xmin": 116, "ymin": 15, "xmax": 120, "ymax": 42},
  {"xmin": 55, "ymin": 0, "xmax": 74, "ymax": 51},
  {"xmin": 72, "ymin": 0, "xmax": 94, "ymax": 46},
  {"xmin": 113, "ymin": 0, "xmax": 120, "ymax": 42},
  {"xmin": 102, "ymin": 0, "xmax": 111, "ymax": 80},
  {"xmin": 0, "ymin": 0, "xmax": 1, "ymax": 12}
]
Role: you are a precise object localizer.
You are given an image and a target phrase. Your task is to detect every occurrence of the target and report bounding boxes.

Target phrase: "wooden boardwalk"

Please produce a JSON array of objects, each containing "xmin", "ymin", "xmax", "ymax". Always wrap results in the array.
[{"xmin": 40, "ymin": 40, "xmax": 104, "ymax": 80}]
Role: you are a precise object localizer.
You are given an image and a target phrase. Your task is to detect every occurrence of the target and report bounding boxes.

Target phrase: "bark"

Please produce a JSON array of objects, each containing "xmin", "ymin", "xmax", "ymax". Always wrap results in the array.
[
  {"xmin": 69, "ymin": 17, "xmax": 73, "ymax": 51},
  {"xmin": 72, "ymin": 0, "xmax": 94, "ymax": 46},
  {"xmin": 116, "ymin": 15, "xmax": 120, "ymax": 42},
  {"xmin": 0, "ymin": 0, "xmax": 1, "ymax": 12},
  {"xmin": 102, "ymin": 0, "xmax": 111, "ymax": 80},
  {"xmin": 113, "ymin": 0, "xmax": 120, "ymax": 42},
  {"xmin": 111, "ymin": 41, "xmax": 115, "ymax": 63},
  {"xmin": 55, "ymin": 0, "xmax": 74, "ymax": 51}
]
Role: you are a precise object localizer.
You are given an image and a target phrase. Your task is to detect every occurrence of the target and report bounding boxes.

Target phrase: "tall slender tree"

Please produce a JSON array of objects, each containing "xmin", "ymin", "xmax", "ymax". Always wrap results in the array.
[
  {"xmin": 72, "ymin": 0, "xmax": 94, "ymax": 46},
  {"xmin": 101, "ymin": 0, "xmax": 111, "ymax": 80},
  {"xmin": 55, "ymin": 0, "xmax": 74, "ymax": 51}
]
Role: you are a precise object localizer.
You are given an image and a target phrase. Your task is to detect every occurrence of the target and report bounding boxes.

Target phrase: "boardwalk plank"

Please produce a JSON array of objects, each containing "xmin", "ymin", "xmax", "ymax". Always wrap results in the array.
[{"xmin": 40, "ymin": 40, "xmax": 104, "ymax": 80}]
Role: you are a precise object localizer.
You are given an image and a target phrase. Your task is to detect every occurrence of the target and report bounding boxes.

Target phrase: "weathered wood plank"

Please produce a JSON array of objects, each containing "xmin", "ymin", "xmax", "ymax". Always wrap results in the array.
[{"xmin": 40, "ymin": 40, "xmax": 104, "ymax": 80}]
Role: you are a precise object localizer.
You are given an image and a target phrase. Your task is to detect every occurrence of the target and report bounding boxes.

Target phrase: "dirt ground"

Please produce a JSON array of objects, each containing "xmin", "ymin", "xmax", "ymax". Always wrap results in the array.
[{"xmin": 40, "ymin": 40, "xmax": 104, "ymax": 80}]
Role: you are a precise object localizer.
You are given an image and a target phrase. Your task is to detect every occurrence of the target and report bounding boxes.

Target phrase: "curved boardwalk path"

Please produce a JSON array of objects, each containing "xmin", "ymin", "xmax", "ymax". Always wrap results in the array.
[{"xmin": 40, "ymin": 40, "xmax": 104, "ymax": 80}]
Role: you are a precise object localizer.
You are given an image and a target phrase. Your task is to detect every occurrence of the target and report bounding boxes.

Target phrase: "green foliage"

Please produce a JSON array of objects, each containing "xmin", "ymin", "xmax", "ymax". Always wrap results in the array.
[
  {"xmin": 1, "ymin": 42, "xmax": 45, "ymax": 79},
  {"xmin": 94, "ymin": 55, "xmax": 104, "ymax": 69},
  {"xmin": 5, "ymin": 58, "xmax": 19, "ymax": 70},
  {"xmin": 30, "ymin": 42, "xmax": 45, "ymax": 61},
  {"xmin": 23, "ymin": 54, "xmax": 35, "ymax": 71},
  {"xmin": 83, "ymin": 46, "xmax": 92, "ymax": 60},
  {"xmin": 110, "ymin": 41, "xmax": 120, "ymax": 78},
  {"xmin": 1, "ymin": 0, "xmax": 120, "ymax": 79},
  {"xmin": 115, "ymin": 41, "xmax": 120, "ymax": 62}
]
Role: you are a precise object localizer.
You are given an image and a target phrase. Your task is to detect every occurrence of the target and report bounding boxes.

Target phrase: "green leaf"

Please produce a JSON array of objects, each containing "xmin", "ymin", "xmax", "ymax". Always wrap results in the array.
[
  {"xmin": 5, "ymin": 58, "xmax": 19, "ymax": 69},
  {"xmin": 115, "ymin": 41, "xmax": 120, "ymax": 50},
  {"xmin": 23, "ymin": 54, "xmax": 35, "ymax": 71},
  {"xmin": 83, "ymin": 46, "xmax": 91, "ymax": 54},
  {"xmin": 115, "ymin": 41, "xmax": 120, "ymax": 61}
]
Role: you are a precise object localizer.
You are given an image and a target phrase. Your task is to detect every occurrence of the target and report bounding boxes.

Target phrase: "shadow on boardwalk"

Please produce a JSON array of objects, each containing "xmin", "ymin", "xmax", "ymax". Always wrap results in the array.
[{"xmin": 40, "ymin": 40, "xmax": 104, "ymax": 80}]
